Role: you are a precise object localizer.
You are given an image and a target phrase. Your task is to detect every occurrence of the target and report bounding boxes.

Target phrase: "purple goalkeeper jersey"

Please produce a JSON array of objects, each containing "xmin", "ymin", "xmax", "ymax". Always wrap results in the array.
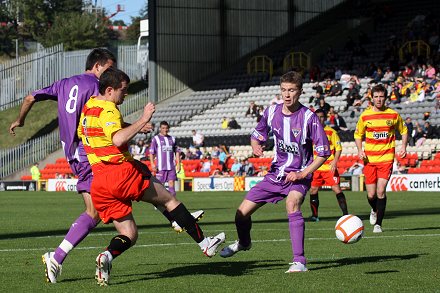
[
  {"xmin": 32, "ymin": 73, "xmax": 99, "ymax": 162},
  {"xmin": 149, "ymin": 134, "xmax": 179, "ymax": 171},
  {"xmin": 251, "ymin": 103, "xmax": 331, "ymax": 180}
]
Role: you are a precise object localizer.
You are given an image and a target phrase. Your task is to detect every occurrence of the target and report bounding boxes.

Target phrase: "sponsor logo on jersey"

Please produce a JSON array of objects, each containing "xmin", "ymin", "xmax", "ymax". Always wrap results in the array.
[
  {"xmin": 373, "ymin": 131, "xmax": 389, "ymax": 139},
  {"xmin": 277, "ymin": 140, "xmax": 300, "ymax": 155}
]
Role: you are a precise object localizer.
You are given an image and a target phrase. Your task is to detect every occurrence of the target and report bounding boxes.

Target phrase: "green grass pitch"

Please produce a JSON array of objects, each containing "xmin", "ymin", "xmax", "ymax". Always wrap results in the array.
[{"xmin": 0, "ymin": 190, "xmax": 439, "ymax": 292}]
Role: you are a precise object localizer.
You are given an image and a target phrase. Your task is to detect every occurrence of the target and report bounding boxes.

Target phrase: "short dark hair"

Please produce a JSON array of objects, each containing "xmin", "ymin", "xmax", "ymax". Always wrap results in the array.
[
  {"xmin": 85, "ymin": 48, "xmax": 116, "ymax": 71},
  {"xmin": 160, "ymin": 121, "xmax": 169, "ymax": 127},
  {"xmin": 280, "ymin": 71, "xmax": 303, "ymax": 89},
  {"xmin": 314, "ymin": 108, "xmax": 326, "ymax": 116},
  {"xmin": 98, "ymin": 68, "xmax": 130, "ymax": 95},
  {"xmin": 371, "ymin": 84, "xmax": 388, "ymax": 97}
]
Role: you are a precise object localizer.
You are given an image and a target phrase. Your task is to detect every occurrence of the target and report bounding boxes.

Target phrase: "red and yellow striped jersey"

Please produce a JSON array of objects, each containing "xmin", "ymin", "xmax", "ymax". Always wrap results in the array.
[
  {"xmin": 354, "ymin": 107, "xmax": 407, "ymax": 164},
  {"xmin": 314, "ymin": 126, "xmax": 342, "ymax": 171},
  {"xmin": 77, "ymin": 97, "xmax": 132, "ymax": 170}
]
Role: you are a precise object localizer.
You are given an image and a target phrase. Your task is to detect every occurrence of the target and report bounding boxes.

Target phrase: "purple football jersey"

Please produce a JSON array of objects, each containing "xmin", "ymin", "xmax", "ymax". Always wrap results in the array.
[
  {"xmin": 149, "ymin": 134, "xmax": 179, "ymax": 171},
  {"xmin": 32, "ymin": 73, "xmax": 99, "ymax": 162},
  {"xmin": 251, "ymin": 103, "xmax": 330, "ymax": 180}
]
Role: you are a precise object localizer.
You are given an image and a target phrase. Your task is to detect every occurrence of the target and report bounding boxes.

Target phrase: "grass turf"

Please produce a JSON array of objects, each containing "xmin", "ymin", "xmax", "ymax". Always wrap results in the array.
[{"xmin": 0, "ymin": 190, "xmax": 439, "ymax": 292}]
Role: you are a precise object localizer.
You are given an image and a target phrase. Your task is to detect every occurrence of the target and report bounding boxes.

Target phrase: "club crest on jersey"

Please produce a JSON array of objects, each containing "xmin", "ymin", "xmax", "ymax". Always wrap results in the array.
[
  {"xmin": 292, "ymin": 128, "xmax": 301, "ymax": 137},
  {"xmin": 386, "ymin": 120, "xmax": 393, "ymax": 126}
]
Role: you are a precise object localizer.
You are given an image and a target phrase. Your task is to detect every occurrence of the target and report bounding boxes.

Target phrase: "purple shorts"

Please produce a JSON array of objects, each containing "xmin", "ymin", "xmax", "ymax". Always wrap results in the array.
[
  {"xmin": 156, "ymin": 169, "xmax": 177, "ymax": 184},
  {"xmin": 69, "ymin": 160, "xmax": 92, "ymax": 193},
  {"xmin": 245, "ymin": 172, "xmax": 311, "ymax": 204}
]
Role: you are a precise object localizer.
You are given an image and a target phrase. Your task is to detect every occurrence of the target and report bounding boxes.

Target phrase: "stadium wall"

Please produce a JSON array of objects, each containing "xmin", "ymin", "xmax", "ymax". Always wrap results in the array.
[{"xmin": 150, "ymin": 0, "xmax": 346, "ymax": 101}]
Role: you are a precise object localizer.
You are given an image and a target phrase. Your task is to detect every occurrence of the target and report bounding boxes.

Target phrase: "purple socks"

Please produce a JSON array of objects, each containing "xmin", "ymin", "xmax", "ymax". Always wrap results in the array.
[
  {"xmin": 53, "ymin": 212, "xmax": 98, "ymax": 264},
  {"xmin": 288, "ymin": 211, "xmax": 306, "ymax": 264}
]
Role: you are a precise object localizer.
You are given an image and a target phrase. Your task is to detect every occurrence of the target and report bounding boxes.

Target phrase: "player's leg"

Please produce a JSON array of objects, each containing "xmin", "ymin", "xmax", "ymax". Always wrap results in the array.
[
  {"xmin": 285, "ymin": 190, "xmax": 308, "ymax": 272},
  {"xmin": 364, "ymin": 164, "xmax": 378, "ymax": 225},
  {"xmin": 141, "ymin": 176, "xmax": 225, "ymax": 257},
  {"xmin": 220, "ymin": 199, "xmax": 263, "ymax": 257},
  {"xmin": 96, "ymin": 214, "xmax": 137, "ymax": 286},
  {"xmin": 309, "ymin": 185, "xmax": 320, "ymax": 221},
  {"xmin": 373, "ymin": 177, "xmax": 389, "ymax": 233},
  {"xmin": 167, "ymin": 178, "xmax": 176, "ymax": 196},
  {"xmin": 43, "ymin": 161, "xmax": 98, "ymax": 283},
  {"xmin": 331, "ymin": 184, "xmax": 348, "ymax": 216}
]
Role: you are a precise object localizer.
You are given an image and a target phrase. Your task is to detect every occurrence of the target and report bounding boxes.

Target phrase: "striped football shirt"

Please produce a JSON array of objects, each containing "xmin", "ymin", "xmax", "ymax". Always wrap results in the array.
[{"xmin": 354, "ymin": 107, "xmax": 407, "ymax": 164}]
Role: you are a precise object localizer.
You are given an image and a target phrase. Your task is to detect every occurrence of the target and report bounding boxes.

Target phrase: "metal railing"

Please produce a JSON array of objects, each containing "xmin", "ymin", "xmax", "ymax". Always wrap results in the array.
[
  {"xmin": 0, "ymin": 44, "xmax": 143, "ymax": 111},
  {"xmin": 0, "ymin": 89, "xmax": 148, "ymax": 179}
]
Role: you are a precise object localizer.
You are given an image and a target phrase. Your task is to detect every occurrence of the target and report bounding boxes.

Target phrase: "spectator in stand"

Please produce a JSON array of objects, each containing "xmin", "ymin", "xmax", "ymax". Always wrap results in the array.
[
  {"xmin": 339, "ymin": 72, "xmax": 352, "ymax": 89},
  {"xmin": 256, "ymin": 105, "xmax": 265, "ymax": 122},
  {"xmin": 424, "ymin": 121, "xmax": 435, "ymax": 139},
  {"xmin": 414, "ymin": 122, "xmax": 426, "ymax": 147},
  {"xmin": 55, "ymin": 172, "xmax": 64, "ymax": 179},
  {"xmin": 328, "ymin": 80, "xmax": 343, "ymax": 96},
  {"xmin": 414, "ymin": 64, "xmax": 426, "ymax": 79},
  {"xmin": 30, "ymin": 163, "xmax": 41, "ymax": 181},
  {"xmin": 323, "ymin": 80, "xmax": 332, "ymax": 95},
  {"xmin": 402, "ymin": 65, "xmax": 413, "ymax": 78},
  {"xmin": 381, "ymin": 67, "xmax": 396, "ymax": 83},
  {"xmin": 270, "ymin": 94, "xmax": 283, "ymax": 105},
  {"xmin": 388, "ymin": 81, "xmax": 401, "ymax": 104},
  {"xmin": 348, "ymin": 162, "xmax": 364, "ymax": 175},
  {"xmin": 133, "ymin": 140, "xmax": 147, "ymax": 160},
  {"xmin": 317, "ymin": 98, "xmax": 331, "ymax": 114},
  {"xmin": 432, "ymin": 81, "xmax": 440, "ymax": 102},
  {"xmin": 239, "ymin": 158, "xmax": 255, "ymax": 176},
  {"xmin": 200, "ymin": 157, "xmax": 212, "ymax": 173},
  {"xmin": 333, "ymin": 112, "xmax": 348, "ymax": 131},
  {"xmin": 194, "ymin": 147, "xmax": 203, "ymax": 159},
  {"xmin": 405, "ymin": 117, "xmax": 415, "ymax": 146},
  {"xmin": 221, "ymin": 117, "xmax": 229, "ymax": 129},
  {"xmin": 191, "ymin": 130, "xmax": 204, "ymax": 147},
  {"xmin": 211, "ymin": 146, "xmax": 220, "ymax": 158},
  {"xmin": 228, "ymin": 117, "xmax": 241, "ymax": 129},
  {"xmin": 426, "ymin": 63, "xmax": 436, "ymax": 80},
  {"xmin": 346, "ymin": 82, "xmax": 361, "ymax": 108},
  {"xmin": 230, "ymin": 159, "xmax": 242, "ymax": 176},
  {"xmin": 219, "ymin": 144, "xmax": 231, "ymax": 172},
  {"xmin": 372, "ymin": 67, "xmax": 384, "ymax": 82},
  {"xmin": 312, "ymin": 82, "xmax": 324, "ymax": 95},
  {"xmin": 327, "ymin": 106, "xmax": 336, "ymax": 126},
  {"xmin": 309, "ymin": 91, "xmax": 323, "ymax": 105},
  {"xmin": 245, "ymin": 101, "xmax": 258, "ymax": 118}
]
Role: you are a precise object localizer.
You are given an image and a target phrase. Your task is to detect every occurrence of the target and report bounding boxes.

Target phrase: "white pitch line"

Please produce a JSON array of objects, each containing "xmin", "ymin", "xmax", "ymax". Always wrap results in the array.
[
  {"xmin": 1, "ymin": 233, "xmax": 440, "ymax": 253},
  {"xmin": 3, "ymin": 226, "xmax": 434, "ymax": 240}
]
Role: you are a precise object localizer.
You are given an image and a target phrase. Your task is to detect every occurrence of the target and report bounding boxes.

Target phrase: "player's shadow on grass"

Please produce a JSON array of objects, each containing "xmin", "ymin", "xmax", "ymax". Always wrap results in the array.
[
  {"xmin": 310, "ymin": 253, "xmax": 424, "ymax": 271},
  {"xmin": 112, "ymin": 260, "xmax": 284, "ymax": 285},
  {"xmin": 0, "ymin": 218, "xmax": 291, "ymax": 240}
]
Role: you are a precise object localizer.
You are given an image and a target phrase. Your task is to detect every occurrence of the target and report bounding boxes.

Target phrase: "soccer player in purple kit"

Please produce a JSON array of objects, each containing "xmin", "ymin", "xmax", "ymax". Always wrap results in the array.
[
  {"xmin": 9, "ymin": 48, "xmax": 116, "ymax": 283},
  {"xmin": 149, "ymin": 121, "xmax": 204, "ymax": 232},
  {"xmin": 219, "ymin": 71, "xmax": 331, "ymax": 273}
]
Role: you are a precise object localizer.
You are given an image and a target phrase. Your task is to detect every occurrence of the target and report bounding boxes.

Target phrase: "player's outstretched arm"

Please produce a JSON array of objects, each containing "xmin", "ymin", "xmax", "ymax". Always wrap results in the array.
[
  {"xmin": 354, "ymin": 138, "xmax": 366, "ymax": 160},
  {"xmin": 251, "ymin": 139, "xmax": 264, "ymax": 157},
  {"xmin": 9, "ymin": 94, "xmax": 35, "ymax": 136},
  {"xmin": 398, "ymin": 133, "xmax": 408, "ymax": 158},
  {"xmin": 113, "ymin": 103, "xmax": 155, "ymax": 147}
]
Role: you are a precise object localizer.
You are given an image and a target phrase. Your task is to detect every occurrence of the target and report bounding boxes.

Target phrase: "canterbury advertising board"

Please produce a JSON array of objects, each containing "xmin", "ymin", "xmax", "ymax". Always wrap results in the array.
[
  {"xmin": 245, "ymin": 177, "xmax": 264, "ymax": 191},
  {"xmin": 193, "ymin": 177, "xmax": 235, "ymax": 192},
  {"xmin": 387, "ymin": 174, "xmax": 440, "ymax": 192},
  {"xmin": 47, "ymin": 179, "xmax": 78, "ymax": 192}
]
